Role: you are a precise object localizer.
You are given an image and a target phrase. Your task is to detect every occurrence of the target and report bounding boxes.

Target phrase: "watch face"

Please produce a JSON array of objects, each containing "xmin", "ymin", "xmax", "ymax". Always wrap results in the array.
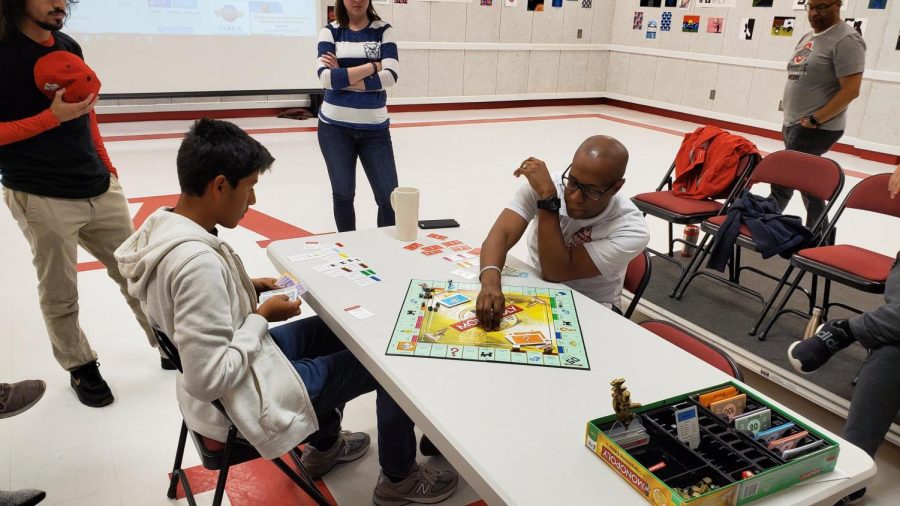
[{"xmin": 538, "ymin": 197, "xmax": 561, "ymax": 211}]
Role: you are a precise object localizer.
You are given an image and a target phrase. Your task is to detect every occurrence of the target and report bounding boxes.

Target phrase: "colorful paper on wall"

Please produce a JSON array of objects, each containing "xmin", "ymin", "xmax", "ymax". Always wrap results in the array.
[
  {"xmin": 706, "ymin": 16, "xmax": 724, "ymax": 33},
  {"xmin": 661, "ymin": 12, "xmax": 672, "ymax": 31},
  {"xmin": 527, "ymin": 0, "xmax": 544, "ymax": 11},
  {"xmin": 682, "ymin": 15, "xmax": 699, "ymax": 33},
  {"xmin": 772, "ymin": 16, "xmax": 795, "ymax": 37},
  {"xmin": 844, "ymin": 18, "xmax": 866, "ymax": 37},
  {"xmin": 868, "ymin": 0, "xmax": 888, "ymax": 8},
  {"xmin": 752, "ymin": 0, "xmax": 773, "ymax": 6},
  {"xmin": 633, "ymin": 12, "xmax": 644, "ymax": 30},
  {"xmin": 639, "ymin": 0, "xmax": 662, "ymax": 6},
  {"xmin": 696, "ymin": 0, "xmax": 735, "ymax": 7},
  {"xmin": 505, "ymin": 0, "xmax": 518, "ymax": 6}
]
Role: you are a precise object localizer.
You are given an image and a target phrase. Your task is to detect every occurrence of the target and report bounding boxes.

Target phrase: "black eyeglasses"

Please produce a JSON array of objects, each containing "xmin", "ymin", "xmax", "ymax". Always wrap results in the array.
[
  {"xmin": 561, "ymin": 165, "xmax": 614, "ymax": 201},
  {"xmin": 804, "ymin": 0, "xmax": 840, "ymax": 12}
]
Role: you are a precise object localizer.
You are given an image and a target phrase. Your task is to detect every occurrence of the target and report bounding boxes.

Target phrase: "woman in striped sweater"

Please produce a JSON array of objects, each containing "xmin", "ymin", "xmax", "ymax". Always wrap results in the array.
[{"xmin": 316, "ymin": 0, "xmax": 400, "ymax": 232}]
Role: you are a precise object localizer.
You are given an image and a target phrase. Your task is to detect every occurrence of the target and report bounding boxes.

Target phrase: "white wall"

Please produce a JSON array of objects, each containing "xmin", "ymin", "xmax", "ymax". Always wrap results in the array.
[{"xmin": 98, "ymin": 0, "xmax": 900, "ymax": 153}]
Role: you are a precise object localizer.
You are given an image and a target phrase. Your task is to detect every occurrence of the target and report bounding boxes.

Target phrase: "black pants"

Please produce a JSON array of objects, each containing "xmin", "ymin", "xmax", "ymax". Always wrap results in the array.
[{"xmin": 770, "ymin": 124, "xmax": 843, "ymax": 228}]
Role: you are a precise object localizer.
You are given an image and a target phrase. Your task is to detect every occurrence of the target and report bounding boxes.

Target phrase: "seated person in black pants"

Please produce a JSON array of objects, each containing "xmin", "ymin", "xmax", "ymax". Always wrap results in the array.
[{"xmin": 115, "ymin": 119, "xmax": 457, "ymax": 506}]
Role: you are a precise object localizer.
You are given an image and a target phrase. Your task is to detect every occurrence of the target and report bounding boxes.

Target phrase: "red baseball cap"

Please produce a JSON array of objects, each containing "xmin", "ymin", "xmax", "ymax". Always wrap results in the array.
[{"xmin": 34, "ymin": 51, "xmax": 101, "ymax": 103}]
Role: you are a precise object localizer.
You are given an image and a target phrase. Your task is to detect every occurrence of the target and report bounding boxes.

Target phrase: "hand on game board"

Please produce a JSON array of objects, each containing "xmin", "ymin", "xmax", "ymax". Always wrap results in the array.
[
  {"xmin": 252, "ymin": 277, "xmax": 279, "ymax": 295},
  {"xmin": 255, "ymin": 295, "xmax": 302, "ymax": 322},
  {"xmin": 476, "ymin": 283, "xmax": 505, "ymax": 331},
  {"xmin": 514, "ymin": 157, "xmax": 556, "ymax": 199}
]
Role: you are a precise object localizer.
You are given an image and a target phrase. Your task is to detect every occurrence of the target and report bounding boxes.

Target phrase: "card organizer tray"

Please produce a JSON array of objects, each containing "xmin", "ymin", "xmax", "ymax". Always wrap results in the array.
[
  {"xmin": 598, "ymin": 415, "xmax": 733, "ymax": 491},
  {"xmin": 685, "ymin": 391, "xmax": 832, "ymax": 464}
]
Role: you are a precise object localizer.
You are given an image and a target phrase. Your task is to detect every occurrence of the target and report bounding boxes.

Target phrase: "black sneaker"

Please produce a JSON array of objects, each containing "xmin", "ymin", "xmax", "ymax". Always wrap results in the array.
[
  {"xmin": 419, "ymin": 435, "xmax": 442, "ymax": 457},
  {"xmin": 788, "ymin": 320, "xmax": 855, "ymax": 374},
  {"xmin": 160, "ymin": 357, "xmax": 177, "ymax": 371},
  {"xmin": 70, "ymin": 362, "xmax": 114, "ymax": 407}
]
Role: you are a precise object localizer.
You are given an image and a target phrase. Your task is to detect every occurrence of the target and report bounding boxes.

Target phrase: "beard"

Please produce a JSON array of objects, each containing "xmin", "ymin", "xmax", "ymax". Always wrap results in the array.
[{"xmin": 31, "ymin": 12, "xmax": 66, "ymax": 32}]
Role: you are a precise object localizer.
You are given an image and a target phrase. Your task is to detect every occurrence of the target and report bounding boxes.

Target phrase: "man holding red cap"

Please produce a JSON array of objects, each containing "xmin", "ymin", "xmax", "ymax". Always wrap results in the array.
[{"xmin": 0, "ymin": 0, "xmax": 157, "ymax": 408}]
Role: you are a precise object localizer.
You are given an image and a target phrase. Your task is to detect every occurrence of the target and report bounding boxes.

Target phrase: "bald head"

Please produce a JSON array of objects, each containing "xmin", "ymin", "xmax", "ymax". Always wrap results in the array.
[{"xmin": 574, "ymin": 135, "xmax": 629, "ymax": 184}]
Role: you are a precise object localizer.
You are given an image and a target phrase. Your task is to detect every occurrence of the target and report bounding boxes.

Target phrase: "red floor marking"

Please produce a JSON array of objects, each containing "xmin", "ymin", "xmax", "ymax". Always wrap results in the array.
[
  {"xmin": 170, "ymin": 456, "xmax": 337, "ymax": 505},
  {"xmin": 76, "ymin": 195, "xmax": 316, "ymax": 272}
]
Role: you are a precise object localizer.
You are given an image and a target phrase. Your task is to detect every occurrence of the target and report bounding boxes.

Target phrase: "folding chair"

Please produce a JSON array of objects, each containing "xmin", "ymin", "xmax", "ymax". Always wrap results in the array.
[
  {"xmin": 639, "ymin": 320, "xmax": 743, "ymax": 380},
  {"xmin": 622, "ymin": 249, "xmax": 652, "ymax": 319},
  {"xmin": 153, "ymin": 329, "xmax": 330, "ymax": 506},
  {"xmin": 632, "ymin": 136, "xmax": 759, "ymax": 276},
  {"xmin": 755, "ymin": 173, "xmax": 900, "ymax": 340},
  {"xmin": 671, "ymin": 151, "xmax": 844, "ymax": 322}
]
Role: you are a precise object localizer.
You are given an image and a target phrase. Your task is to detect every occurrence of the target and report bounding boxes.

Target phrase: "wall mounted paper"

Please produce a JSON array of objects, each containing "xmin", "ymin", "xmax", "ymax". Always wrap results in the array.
[
  {"xmin": 793, "ymin": 0, "xmax": 806, "ymax": 9},
  {"xmin": 482, "ymin": 0, "xmax": 493, "ymax": 5},
  {"xmin": 740, "ymin": 18, "xmax": 755, "ymax": 40},
  {"xmin": 696, "ymin": 0, "xmax": 736, "ymax": 7},
  {"xmin": 868, "ymin": 0, "xmax": 888, "ymax": 8},
  {"xmin": 582, "ymin": 0, "xmax": 592, "ymax": 7},
  {"xmin": 752, "ymin": 0, "xmax": 773, "ymax": 6},
  {"xmin": 706, "ymin": 16, "xmax": 724, "ymax": 33},
  {"xmin": 634, "ymin": 12, "xmax": 644, "ymax": 29},
  {"xmin": 679, "ymin": 0, "xmax": 691, "ymax": 8},
  {"xmin": 640, "ymin": 0, "xmax": 663, "ymax": 6},
  {"xmin": 661, "ymin": 12, "xmax": 673, "ymax": 31},
  {"xmin": 506, "ymin": 0, "xmax": 518, "ymax": 7},
  {"xmin": 665, "ymin": 0, "xmax": 677, "ymax": 5},
  {"xmin": 552, "ymin": 0, "xmax": 563, "ymax": 6},
  {"xmin": 528, "ymin": 0, "xmax": 545, "ymax": 10},
  {"xmin": 647, "ymin": 31, "xmax": 657, "ymax": 39},
  {"xmin": 772, "ymin": 16, "xmax": 795, "ymax": 37},
  {"xmin": 683, "ymin": 15, "xmax": 700, "ymax": 32},
  {"xmin": 844, "ymin": 18, "xmax": 866, "ymax": 37}
]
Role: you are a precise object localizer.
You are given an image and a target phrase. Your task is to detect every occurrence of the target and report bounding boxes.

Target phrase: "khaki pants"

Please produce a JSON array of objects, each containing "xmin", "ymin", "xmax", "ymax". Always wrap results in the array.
[{"xmin": 3, "ymin": 177, "xmax": 155, "ymax": 371}]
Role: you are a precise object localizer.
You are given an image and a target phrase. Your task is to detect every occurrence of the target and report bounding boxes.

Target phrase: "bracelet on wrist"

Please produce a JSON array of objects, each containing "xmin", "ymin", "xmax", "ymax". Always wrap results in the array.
[{"xmin": 479, "ymin": 265, "xmax": 501, "ymax": 281}]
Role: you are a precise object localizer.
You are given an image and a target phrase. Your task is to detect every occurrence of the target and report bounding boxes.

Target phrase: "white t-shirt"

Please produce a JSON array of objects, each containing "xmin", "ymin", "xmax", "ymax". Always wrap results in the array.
[{"xmin": 505, "ymin": 172, "xmax": 650, "ymax": 309}]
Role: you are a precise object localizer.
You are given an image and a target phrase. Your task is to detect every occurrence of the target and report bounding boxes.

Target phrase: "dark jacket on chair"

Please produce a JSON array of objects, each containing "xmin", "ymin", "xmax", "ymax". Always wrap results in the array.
[{"xmin": 707, "ymin": 192, "xmax": 813, "ymax": 272}]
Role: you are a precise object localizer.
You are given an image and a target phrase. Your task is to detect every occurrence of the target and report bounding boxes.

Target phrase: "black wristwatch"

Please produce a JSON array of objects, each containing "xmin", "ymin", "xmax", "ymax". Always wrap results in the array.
[
  {"xmin": 537, "ymin": 195, "xmax": 561, "ymax": 212},
  {"xmin": 806, "ymin": 115, "xmax": 820, "ymax": 128}
]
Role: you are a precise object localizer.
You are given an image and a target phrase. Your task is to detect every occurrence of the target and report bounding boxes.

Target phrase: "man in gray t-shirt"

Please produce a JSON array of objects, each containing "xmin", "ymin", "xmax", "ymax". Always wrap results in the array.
[{"xmin": 777, "ymin": 0, "xmax": 865, "ymax": 228}]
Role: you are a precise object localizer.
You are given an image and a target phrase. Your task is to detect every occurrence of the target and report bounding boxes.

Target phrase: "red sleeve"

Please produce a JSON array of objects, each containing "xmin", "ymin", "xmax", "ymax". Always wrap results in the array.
[
  {"xmin": 89, "ymin": 110, "xmax": 117, "ymax": 177},
  {"xmin": 0, "ymin": 110, "xmax": 60, "ymax": 146}
]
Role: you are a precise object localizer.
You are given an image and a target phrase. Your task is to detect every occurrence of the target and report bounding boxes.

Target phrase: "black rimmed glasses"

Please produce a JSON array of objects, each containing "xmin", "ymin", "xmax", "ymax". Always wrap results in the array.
[
  {"xmin": 561, "ymin": 165, "xmax": 614, "ymax": 201},
  {"xmin": 804, "ymin": 0, "xmax": 840, "ymax": 12}
]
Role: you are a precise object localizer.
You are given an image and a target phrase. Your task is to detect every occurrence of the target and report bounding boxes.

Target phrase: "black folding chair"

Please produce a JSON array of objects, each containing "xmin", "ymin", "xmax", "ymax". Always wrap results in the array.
[{"xmin": 154, "ymin": 329, "xmax": 330, "ymax": 506}]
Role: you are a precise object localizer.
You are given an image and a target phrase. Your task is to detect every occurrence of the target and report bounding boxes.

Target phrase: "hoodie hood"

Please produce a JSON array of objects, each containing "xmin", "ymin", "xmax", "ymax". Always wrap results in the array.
[{"xmin": 115, "ymin": 208, "xmax": 225, "ymax": 302}]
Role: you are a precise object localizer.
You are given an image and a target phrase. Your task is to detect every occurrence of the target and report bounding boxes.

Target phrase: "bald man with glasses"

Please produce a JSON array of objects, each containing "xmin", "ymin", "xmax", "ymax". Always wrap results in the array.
[
  {"xmin": 475, "ymin": 136, "xmax": 650, "ymax": 328},
  {"xmin": 777, "ymin": 0, "xmax": 865, "ymax": 228}
]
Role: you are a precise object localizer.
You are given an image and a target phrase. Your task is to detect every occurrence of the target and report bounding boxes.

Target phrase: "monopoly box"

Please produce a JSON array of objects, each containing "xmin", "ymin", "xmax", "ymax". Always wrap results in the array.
[{"xmin": 584, "ymin": 382, "xmax": 839, "ymax": 506}]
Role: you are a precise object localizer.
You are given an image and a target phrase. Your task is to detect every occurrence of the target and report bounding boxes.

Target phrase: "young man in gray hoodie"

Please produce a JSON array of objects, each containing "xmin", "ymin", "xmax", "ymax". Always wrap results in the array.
[{"xmin": 114, "ymin": 119, "xmax": 457, "ymax": 505}]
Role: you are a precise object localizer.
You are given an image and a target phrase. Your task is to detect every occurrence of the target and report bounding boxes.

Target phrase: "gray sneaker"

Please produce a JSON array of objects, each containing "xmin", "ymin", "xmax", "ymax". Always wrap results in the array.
[
  {"xmin": 0, "ymin": 380, "xmax": 46, "ymax": 419},
  {"xmin": 373, "ymin": 464, "xmax": 459, "ymax": 506},
  {"xmin": 300, "ymin": 430, "xmax": 370, "ymax": 478}
]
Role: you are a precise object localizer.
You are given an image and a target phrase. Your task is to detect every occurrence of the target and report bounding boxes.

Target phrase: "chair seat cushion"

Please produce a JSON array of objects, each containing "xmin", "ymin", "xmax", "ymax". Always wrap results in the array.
[
  {"xmin": 632, "ymin": 191, "xmax": 723, "ymax": 221},
  {"xmin": 794, "ymin": 245, "xmax": 894, "ymax": 283},
  {"xmin": 702, "ymin": 214, "xmax": 752, "ymax": 238}
]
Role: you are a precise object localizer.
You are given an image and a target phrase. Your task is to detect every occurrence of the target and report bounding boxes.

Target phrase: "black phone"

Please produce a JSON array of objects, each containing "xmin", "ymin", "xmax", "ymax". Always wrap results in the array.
[{"xmin": 418, "ymin": 219, "xmax": 460, "ymax": 229}]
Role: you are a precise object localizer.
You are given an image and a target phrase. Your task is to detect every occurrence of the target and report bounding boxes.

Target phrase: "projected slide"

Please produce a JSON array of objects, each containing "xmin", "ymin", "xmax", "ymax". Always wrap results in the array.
[{"xmin": 67, "ymin": 1, "xmax": 317, "ymax": 37}]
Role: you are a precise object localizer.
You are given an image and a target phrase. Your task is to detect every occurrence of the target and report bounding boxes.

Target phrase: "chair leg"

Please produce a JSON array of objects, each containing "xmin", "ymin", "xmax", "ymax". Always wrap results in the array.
[
  {"xmin": 670, "ymin": 232, "xmax": 711, "ymax": 298},
  {"xmin": 212, "ymin": 426, "xmax": 239, "ymax": 506},
  {"xmin": 759, "ymin": 270, "xmax": 807, "ymax": 341},
  {"xmin": 667, "ymin": 222, "xmax": 674, "ymax": 257},
  {"xmin": 167, "ymin": 421, "xmax": 189, "ymax": 499},
  {"xmin": 272, "ymin": 454, "xmax": 331, "ymax": 505},
  {"xmin": 750, "ymin": 265, "xmax": 795, "ymax": 336},
  {"xmin": 822, "ymin": 278, "xmax": 832, "ymax": 321},
  {"xmin": 673, "ymin": 233, "xmax": 714, "ymax": 300}
]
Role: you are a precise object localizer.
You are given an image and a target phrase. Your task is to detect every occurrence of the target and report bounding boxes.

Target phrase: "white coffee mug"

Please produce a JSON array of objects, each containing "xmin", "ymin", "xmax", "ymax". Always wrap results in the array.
[{"xmin": 390, "ymin": 187, "xmax": 419, "ymax": 241}]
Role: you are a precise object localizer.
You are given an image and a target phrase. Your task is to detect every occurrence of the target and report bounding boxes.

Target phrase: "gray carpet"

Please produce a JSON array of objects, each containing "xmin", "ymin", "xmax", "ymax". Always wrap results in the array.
[{"xmin": 640, "ymin": 250, "xmax": 898, "ymax": 424}]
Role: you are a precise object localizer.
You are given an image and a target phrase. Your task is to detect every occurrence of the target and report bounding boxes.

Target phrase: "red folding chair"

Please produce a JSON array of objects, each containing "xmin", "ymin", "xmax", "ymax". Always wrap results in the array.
[
  {"xmin": 639, "ymin": 319, "xmax": 743, "ymax": 379},
  {"xmin": 671, "ymin": 151, "xmax": 845, "ymax": 327},
  {"xmin": 632, "ymin": 139, "xmax": 759, "ymax": 277},
  {"xmin": 756, "ymin": 172, "xmax": 900, "ymax": 340},
  {"xmin": 622, "ymin": 249, "xmax": 652, "ymax": 319}
]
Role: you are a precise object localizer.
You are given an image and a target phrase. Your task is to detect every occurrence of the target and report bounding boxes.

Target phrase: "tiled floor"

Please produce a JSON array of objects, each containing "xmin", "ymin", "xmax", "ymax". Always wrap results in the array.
[{"xmin": 1, "ymin": 104, "xmax": 897, "ymax": 505}]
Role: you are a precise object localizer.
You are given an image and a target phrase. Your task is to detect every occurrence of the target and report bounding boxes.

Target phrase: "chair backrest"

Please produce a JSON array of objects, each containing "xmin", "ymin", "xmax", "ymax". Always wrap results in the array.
[
  {"xmin": 639, "ymin": 320, "xmax": 743, "ymax": 380},
  {"xmin": 749, "ymin": 150, "xmax": 844, "ymax": 202},
  {"xmin": 843, "ymin": 173, "xmax": 900, "ymax": 218},
  {"xmin": 623, "ymin": 249, "xmax": 652, "ymax": 319},
  {"xmin": 153, "ymin": 328, "xmax": 183, "ymax": 373}
]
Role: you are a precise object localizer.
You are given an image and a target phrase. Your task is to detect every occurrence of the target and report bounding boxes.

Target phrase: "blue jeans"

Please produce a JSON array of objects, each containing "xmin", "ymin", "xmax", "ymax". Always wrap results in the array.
[
  {"xmin": 317, "ymin": 121, "xmax": 399, "ymax": 232},
  {"xmin": 269, "ymin": 316, "xmax": 416, "ymax": 477}
]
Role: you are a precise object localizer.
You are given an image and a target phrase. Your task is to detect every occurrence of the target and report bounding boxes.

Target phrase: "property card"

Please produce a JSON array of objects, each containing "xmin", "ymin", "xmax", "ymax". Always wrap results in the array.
[
  {"xmin": 344, "ymin": 305, "xmax": 374, "ymax": 320},
  {"xmin": 437, "ymin": 294, "xmax": 471, "ymax": 307},
  {"xmin": 768, "ymin": 430, "xmax": 809, "ymax": 455},
  {"xmin": 709, "ymin": 393, "xmax": 747, "ymax": 422},
  {"xmin": 354, "ymin": 277, "xmax": 377, "ymax": 287},
  {"xmin": 674, "ymin": 405, "xmax": 701, "ymax": 449},
  {"xmin": 427, "ymin": 233, "xmax": 449, "ymax": 240},
  {"xmin": 698, "ymin": 386, "xmax": 738, "ymax": 408},
  {"xmin": 275, "ymin": 273, "xmax": 302, "ymax": 289},
  {"xmin": 442, "ymin": 240, "xmax": 462, "ymax": 247},
  {"xmin": 756, "ymin": 422, "xmax": 796, "ymax": 445},
  {"xmin": 502, "ymin": 265, "xmax": 529, "ymax": 278},
  {"xmin": 259, "ymin": 286, "xmax": 301, "ymax": 304},
  {"xmin": 733, "ymin": 407, "xmax": 771, "ymax": 436},
  {"xmin": 505, "ymin": 331, "xmax": 548, "ymax": 346},
  {"xmin": 451, "ymin": 269, "xmax": 478, "ymax": 280},
  {"xmin": 288, "ymin": 250, "xmax": 331, "ymax": 262},
  {"xmin": 781, "ymin": 439, "xmax": 825, "ymax": 460},
  {"xmin": 421, "ymin": 250, "xmax": 443, "ymax": 256},
  {"xmin": 450, "ymin": 244, "xmax": 472, "ymax": 252},
  {"xmin": 403, "ymin": 242, "xmax": 424, "ymax": 251},
  {"xmin": 469, "ymin": 247, "xmax": 481, "ymax": 255}
]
